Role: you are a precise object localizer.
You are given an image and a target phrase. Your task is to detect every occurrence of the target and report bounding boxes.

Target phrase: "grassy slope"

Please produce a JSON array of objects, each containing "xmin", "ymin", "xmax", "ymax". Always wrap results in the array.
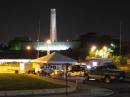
[{"xmin": 0, "ymin": 73, "xmax": 65, "ymax": 91}]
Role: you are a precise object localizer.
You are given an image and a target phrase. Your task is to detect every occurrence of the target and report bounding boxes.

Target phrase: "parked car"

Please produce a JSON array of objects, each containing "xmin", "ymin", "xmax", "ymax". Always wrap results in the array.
[
  {"xmin": 84, "ymin": 63, "xmax": 126, "ymax": 83},
  {"xmin": 67, "ymin": 65, "xmax": 84, "ymax": 76}
]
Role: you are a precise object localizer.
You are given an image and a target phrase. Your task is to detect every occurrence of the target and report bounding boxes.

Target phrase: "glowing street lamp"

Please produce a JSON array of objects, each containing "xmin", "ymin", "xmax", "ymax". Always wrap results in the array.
[
  {"xmin": 26, "ymin": 45, "xmax": 31, "ymax": 51},
  {"xmin": 46, "ymin": 39, "xmax": 51, "ymax": 55},
  {"xmin": 102, "ymin": 46, "xmax": 107, "ymax": 58},
  {"xmin": 91, "ymin": 45, "xmax": 97, "ymax": 52},
  {"xmin": 89, "ymin": 45, "xmax": 97, "ymax": 57},
  {"xmin": 26, "ymin": 45, "xmax": 31, "ymax": 59},
  {"xmin": 46, "ymin": 40, "xmax": 51, "ymax": 45},
  {"xmin": 103, "ymin": 46, "xmax": 107, "ymax": 51}
]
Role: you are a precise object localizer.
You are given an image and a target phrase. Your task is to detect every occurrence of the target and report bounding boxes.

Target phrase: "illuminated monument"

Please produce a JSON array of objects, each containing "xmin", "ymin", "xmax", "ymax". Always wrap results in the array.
[
  {"xmin": 22, "ymin": 8, "xmax": 79, "ymax": 51},
  {"xmin": 50, "ymin": 8, "xmax": 57, "ymax": 43}
]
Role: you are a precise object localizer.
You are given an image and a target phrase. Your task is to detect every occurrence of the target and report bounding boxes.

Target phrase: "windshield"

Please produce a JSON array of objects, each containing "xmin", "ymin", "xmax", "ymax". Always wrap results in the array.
[{"xmin": 104, "ymin": 62, "xmax": 117, "ymax": 69}]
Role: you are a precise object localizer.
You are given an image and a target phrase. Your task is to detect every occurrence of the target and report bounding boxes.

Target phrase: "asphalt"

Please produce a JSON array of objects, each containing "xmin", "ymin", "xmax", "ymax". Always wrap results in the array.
[{"xmin": 0, "ymin": 75, "xmax": 114, "ymax": 97}]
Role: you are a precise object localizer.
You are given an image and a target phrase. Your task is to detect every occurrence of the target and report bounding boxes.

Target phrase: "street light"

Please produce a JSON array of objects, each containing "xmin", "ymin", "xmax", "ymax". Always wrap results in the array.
[
  {"xmin": 26, "ymin": 45, "xmax": 31, "ymax": 51},
  {"xmin": 90, "ymin": 45, "xmax": 97, "ymax": 57},
  {"xmin": 91, "ymin": 45, "xmax": 97, "ymax": 52},
  {"xmin": 46, "ymin": 39, "xmax": 51, "ymax": 55},
  {"xmin": 103, "ymin": 46, "xmax": 107, "ymax": 51},
  {"xmin": 103, "ymin": 46, "xmax": 107, "ymax": 58},
  {"xmin": 26, "ymin": 45, "xmax": 31, "ymax": 59}
]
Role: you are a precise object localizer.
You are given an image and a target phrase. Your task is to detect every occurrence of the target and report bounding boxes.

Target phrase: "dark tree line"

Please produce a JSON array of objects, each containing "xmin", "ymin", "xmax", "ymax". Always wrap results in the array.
[
  {"xmin": 0, "ymin": 43, "xmax": 8, "ymax": 50},
  {"xmin": 0, "ymin": 33, "xmax": 130, "ymax": 59},
  {"xmin": 62, "ymin": 32, "xmax": 130, "ymax": 60}
]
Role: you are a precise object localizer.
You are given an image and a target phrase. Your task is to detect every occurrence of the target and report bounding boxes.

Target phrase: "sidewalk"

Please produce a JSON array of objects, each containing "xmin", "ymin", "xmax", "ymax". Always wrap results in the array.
[{"xmin": 48, "ymin": 76, "xmax": 114, "ymax": 97}]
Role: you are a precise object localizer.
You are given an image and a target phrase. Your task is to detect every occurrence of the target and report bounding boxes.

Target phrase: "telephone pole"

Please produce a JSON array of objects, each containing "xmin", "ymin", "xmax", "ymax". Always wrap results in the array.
[
  {"xmin": 37, "ymin": 19, "xmax": 40, "ymax": 58},
  {"xmin": 119, "ymin": 22, "xmax": 122, "ymax": 56}
]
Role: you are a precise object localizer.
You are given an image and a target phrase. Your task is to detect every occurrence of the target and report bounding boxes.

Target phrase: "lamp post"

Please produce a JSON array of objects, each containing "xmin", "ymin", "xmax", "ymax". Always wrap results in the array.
[
  {"xmin": 91, "ymin": 45, "xmax": 97, "ymax": 52},
  {"xmin": 26, "ymin": 45, "xmax": 31, "ymax": 59},
  {"xmin": 90, "ymin": 45, "xmax": 97, "ymax": 57},
  {"xmin": 103, "ymin": 46, "xmax": 107, "ymax": 58},
  {"xmin": 46, "ymin": 40, "xmax": 51, "ymax": 55},
  {"xmin": 65, "ymin": 64, "xmax": 68, "ymax": 96}
]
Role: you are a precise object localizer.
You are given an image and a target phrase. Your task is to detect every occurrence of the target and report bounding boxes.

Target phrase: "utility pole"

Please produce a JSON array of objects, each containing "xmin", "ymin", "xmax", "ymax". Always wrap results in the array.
[
  {"xmin": 37, "ymin": 19, "xmax": 40, "ymax": 58},
  {"xmin": 119, "ymin": 22, "xmax": 122, "ymax": 56}
]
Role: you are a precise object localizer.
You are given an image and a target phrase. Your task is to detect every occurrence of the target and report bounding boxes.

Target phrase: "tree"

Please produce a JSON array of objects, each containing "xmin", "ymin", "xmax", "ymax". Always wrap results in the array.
[
  {"xmin": 8, "ymin": 36, "xmax": 32, "ymax": 50},
  {"xmin": 78, "ymin": 32, "xmax": 114, "ymax": 58},
  {"xmin": 0, "ymin": 43, "xmax": 8, "ymax": 50}
]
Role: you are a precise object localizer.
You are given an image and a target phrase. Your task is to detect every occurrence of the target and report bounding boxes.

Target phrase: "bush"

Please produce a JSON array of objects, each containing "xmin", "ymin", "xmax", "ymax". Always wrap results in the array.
[
  {"xmin": 112, "ymin": 56, "xmax": 127, "ymax": 65},
  {"xmin": 15, "ymin": 70, "xmax": 19, "ymax": 74}
]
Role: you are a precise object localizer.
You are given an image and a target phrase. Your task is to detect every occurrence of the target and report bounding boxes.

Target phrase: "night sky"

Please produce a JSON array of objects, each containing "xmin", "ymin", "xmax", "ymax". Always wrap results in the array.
[{"xmin": 0, "ymin": 0, "xmax": 130, "ymax": 44}]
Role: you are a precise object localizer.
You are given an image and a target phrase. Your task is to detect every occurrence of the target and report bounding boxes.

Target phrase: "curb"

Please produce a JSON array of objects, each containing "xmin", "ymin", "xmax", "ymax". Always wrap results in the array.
[
  {"xmin": 90, "ymin": 88, "xmax": 114, "ymax": 97},
  {"xmin": 27, "ymin": 74, "xmax": 77, "ymax": 87},
  {"xmin": 0, "ymin": 87, "xmax": 77, "ymax": 96},
  {"xmin": 124, "ymin": 77, "xmax": 130, "ymax": 82}
]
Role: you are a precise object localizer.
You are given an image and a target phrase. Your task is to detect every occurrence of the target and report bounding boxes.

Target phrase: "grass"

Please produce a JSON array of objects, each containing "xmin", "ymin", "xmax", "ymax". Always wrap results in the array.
[{"xmin": 0, "ymin": 73, "xmax": 65, "ymax": 91}]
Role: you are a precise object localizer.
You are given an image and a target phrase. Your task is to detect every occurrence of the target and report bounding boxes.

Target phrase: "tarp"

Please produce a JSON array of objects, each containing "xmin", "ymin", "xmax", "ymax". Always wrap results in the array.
[{"xmin": 31, "ymin": 52, "xmax": 77, "ymax": 64}]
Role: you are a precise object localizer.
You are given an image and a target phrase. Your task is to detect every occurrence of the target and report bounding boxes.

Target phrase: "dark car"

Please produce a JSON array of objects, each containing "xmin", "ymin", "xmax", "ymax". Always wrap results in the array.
[{"xmin": 84, "ymin": 63, "xmax": 126, "ymax": 83}]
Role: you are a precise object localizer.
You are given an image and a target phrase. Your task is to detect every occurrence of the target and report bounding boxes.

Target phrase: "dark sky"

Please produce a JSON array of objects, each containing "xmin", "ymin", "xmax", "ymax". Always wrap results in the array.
[{"xmin": 0, "ymin": 0, "xmax": 130, "ymax": 44}]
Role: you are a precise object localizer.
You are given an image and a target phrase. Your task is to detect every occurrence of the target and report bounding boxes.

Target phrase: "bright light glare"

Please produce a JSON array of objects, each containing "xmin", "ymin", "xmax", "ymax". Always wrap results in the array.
[
  {"xmin": 103, "ymin": 46, "xmax": 107, "ymax": 50},
  {"xmin": 91, "ymin": 46, "xmax": 97, "ymax": 52},
  {"xmin": 26, "ymin": 45, "xmax": 31, "ymax": 50},
  {"xmin": 0, "ymin": 59, "xmax": 31, "ymax": 63},
  {"xmin": 87, "ymin": 65, "xmax": 91, "ymax": 69},
  {"xmin": 92, "ymin": 62, "xmax": 98, "ymax": 67},
  {"xmin": 36, "ymin": 45, "xmax": 69, "ymax": 50},
  {"xmin": 35, "ymin": 41, "xmax": 73, "ymax": 51},
  {"xmin": 46, "ymin": 40, "xmax": 51, "ymax": 44},
  {"xmin": 20, "ymin": 63, "xmax": 24, "ymax": 70},
  {"xmin": 89, "ymin": 78, "xmax": 96, "ymax": 80}
]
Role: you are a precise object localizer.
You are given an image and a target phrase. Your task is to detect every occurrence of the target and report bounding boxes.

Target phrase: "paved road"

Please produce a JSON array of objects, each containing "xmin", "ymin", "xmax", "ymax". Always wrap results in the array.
[
  {"xmin": 27, "ymin": 78, "xmax": 130, "ymax": 97},
  {"xmin": 84, "ymin": 80, "xmax": 130, "ymax": 97}
]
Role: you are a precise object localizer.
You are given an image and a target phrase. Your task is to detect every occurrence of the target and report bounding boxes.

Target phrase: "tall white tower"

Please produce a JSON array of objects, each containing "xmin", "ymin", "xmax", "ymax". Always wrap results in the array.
[{"xmin": 50, "ymin": 8, "xmax": 57, "ymax": 43}]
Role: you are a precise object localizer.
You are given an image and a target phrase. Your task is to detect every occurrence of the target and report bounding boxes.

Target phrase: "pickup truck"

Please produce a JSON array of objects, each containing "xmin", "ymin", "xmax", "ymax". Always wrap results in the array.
[{"xmin": 84, "ymin": 63, "xmax": 126, "ymax": 83}]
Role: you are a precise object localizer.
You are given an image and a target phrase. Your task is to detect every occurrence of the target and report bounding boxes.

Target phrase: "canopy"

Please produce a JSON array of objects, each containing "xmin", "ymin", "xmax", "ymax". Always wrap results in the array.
[{"xmin": 31, "ymin": 52, "xmax": 77, "ymax": 64}]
